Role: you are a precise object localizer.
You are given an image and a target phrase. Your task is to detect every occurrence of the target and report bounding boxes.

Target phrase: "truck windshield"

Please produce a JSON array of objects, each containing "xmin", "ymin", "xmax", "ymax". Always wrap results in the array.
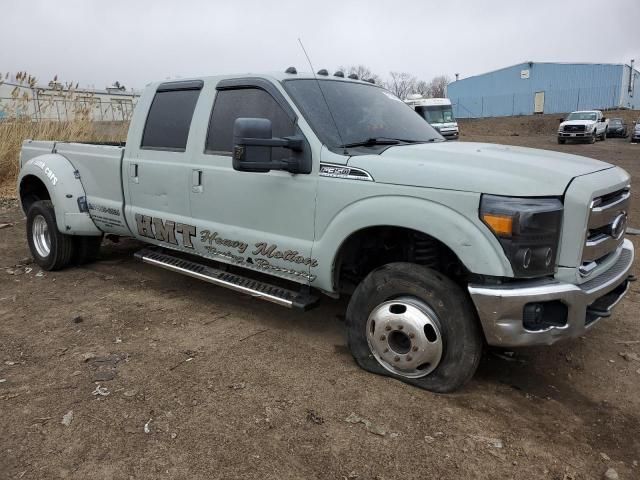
[
  {"xmin": 284, "ymin": 79, "xmax": 443, "ymax": 150},
  {"xmin": 567, "ymin": 112, "xmax": 597, "ymax": 121},
  {"xmin": 415, "ymin": 105, "xmax": 455, "ymax": 124}
]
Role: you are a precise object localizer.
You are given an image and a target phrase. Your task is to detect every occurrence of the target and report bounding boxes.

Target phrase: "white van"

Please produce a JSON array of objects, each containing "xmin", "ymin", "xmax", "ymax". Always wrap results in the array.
[{"xmin": 405, "ymin": 96, "xmax": 459, "ymax": 140}]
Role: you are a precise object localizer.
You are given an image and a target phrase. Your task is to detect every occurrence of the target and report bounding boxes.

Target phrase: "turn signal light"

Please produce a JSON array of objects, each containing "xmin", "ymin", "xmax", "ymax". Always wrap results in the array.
[{"xmin": 482, "ymin": 214, "xmax": 513, "ymax": 237}]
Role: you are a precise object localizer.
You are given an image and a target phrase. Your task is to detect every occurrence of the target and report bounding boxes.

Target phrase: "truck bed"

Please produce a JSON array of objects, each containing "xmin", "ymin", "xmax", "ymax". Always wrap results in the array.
[{"xmin": 21, "ymin": 140, "xmax": 129, "ymax": 235}]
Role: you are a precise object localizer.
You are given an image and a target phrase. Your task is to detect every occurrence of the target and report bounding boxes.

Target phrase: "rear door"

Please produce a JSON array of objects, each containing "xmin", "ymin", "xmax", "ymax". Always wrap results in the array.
[
  {"xmin": 186, "ymin": 78, "xmax": 318, "ymax": 284},
  {"xmin": 122, "ymin": 81, "xmax": 203, "ymax": 251}
]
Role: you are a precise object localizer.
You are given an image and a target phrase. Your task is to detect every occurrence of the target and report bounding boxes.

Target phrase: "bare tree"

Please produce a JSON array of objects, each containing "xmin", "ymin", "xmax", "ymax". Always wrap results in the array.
[
  {"xmin": 384, "ymin": 72, "xmax": 417, "ymax": 100},
  {"xmin": 338, "ymin": 65, "xmax": 382, "ymax": 84},
  {"xmin": 413, "ymin": 80, "xmax": 431, "ymax": 97},
  {"xmin": 426, "ymin": 75, "xmax": 451, "ymax": 98}
]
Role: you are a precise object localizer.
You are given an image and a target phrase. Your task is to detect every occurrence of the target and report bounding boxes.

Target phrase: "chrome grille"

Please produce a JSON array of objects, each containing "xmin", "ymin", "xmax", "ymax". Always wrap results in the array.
[
  {"xmin": 582, "ymin": 187, "xmax": 630, "ymax": 264},
  {"xmin": 564, "ymin": 125, "xmax": 585, "ymax": 132}
]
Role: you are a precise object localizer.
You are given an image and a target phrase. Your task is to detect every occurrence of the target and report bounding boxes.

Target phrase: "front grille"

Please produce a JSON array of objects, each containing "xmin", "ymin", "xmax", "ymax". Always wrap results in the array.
[
  {"xmin": 581, "ymin": 187, "xmax": 630, "ymax": 264},
  {"xmin": 564, "ymin": 125, "xmax": 586, "ymax": 132}
]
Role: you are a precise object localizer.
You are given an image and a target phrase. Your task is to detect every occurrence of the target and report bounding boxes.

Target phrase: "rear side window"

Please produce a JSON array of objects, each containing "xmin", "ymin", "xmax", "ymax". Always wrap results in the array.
[
  {"xmin": 141, "ymin": 88, "xmax": 201, "ymax": 151},
  {"xmin": 206, "ymin": 88, "xmax": 295, "ymax": 159}
]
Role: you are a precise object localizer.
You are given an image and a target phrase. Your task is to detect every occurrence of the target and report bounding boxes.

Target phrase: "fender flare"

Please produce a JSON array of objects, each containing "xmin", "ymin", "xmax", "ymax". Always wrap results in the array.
[
  {"xmin": 17, "ymin": 153, "xmax": 102, "ymax": 236},
  {"xmin": 311, "ymin": 195, "xmax": 513, "ymax": 291}
]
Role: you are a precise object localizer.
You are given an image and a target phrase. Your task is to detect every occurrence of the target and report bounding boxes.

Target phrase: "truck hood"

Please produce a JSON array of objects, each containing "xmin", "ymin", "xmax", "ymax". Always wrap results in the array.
[
  {"xmin": 347, "ymin": 141, "xmax": 613, "ymax": 196},
  {"xmin": 560, "ymin": 119, "xmax": 596, "ymax": 128}
]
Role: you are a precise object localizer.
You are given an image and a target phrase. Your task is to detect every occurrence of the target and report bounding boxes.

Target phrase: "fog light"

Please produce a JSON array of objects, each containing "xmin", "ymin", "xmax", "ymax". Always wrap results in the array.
[{"xmin": 523, "ymin": 301, "xmax": 568, "ymax": 331}]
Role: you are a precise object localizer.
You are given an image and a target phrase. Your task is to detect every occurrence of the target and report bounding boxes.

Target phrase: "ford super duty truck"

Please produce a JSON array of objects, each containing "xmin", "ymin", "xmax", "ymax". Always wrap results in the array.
[
  {"xmin": 558, "ymin": 110, "xmax": 609, "ymax": 144},
  {"xmin": 17, "ymin": 70, "xmax": 634, "ymax": 392}
]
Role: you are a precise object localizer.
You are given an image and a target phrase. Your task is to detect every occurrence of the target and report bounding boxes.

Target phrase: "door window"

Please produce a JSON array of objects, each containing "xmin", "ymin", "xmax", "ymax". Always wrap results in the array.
[
  {"xmin": 141, "ymin": 88, "xmax": 201, "ymax": 151},
  {"xmin": 205, "ymin": 88, "xmax": 295, "ymax": 159}
]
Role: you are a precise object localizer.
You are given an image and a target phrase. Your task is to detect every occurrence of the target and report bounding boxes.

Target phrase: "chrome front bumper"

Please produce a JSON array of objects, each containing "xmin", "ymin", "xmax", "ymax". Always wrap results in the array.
[{"xmin": 468, "ymin": 239, "xmax": 634, "ymax": 347}]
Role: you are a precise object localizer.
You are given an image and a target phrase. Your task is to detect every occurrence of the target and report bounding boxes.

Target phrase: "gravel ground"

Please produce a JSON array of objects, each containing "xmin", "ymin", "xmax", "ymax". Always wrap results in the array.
[{"xmin": 1, "ymin": 133, "xmax": 639, "ymax": 479}]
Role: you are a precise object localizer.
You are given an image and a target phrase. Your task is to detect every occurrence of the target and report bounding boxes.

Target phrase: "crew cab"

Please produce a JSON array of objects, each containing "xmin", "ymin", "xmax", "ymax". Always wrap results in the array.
[
  {"xmin": 17, "ymin": 70, "xmax": 634, "ymax": 392},
  {"xmin": 558, "ymin": 110, "xmax": 609, "ymax": 143}
]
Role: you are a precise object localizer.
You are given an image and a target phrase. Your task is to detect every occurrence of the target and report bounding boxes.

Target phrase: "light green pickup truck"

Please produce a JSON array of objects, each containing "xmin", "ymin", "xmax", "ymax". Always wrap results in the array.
[{"xmin": 17, "ymin": 69, "xmax": 634, "ymax": 392}]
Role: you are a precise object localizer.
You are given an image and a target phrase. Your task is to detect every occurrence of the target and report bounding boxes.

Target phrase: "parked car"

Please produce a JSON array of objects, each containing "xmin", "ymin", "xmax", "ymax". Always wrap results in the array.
[
  {"xmin": 607, "ymin": 118, "xmax": 628, "ymax": 138},
  {"xmin": 17, "ymin": 70, "xmax": 634, "ymax": 393},
  {"xmin": 558, "ymin": 110, "xmax": 609, "ymax": 144},
  {"xmin": 632, "ymin": 120, "xmax": 640, "ymax": 143}
]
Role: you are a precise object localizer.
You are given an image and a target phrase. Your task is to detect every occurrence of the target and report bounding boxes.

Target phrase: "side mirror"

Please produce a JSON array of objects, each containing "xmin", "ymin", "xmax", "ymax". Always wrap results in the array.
[
  {"xmin": 232, "ymin": 118, "xmax": 303, "ymax": 173},
  {"xmin": 558, "ymin": 118, "xmax": 564, "ymax": 123},
  {"xmin": 601, "ymin": 117, "xmax": 607, "ymax": 122}
]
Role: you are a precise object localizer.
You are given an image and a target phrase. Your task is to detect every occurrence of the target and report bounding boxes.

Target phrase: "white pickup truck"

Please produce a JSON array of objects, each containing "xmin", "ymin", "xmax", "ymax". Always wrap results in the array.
[
  {"xmin": 16, "ymin": 70, "xmax": 634, "ymax": 392},
  {"xmin": 558, "ymin": 110, "xmax": 609, "ymax": 144}
]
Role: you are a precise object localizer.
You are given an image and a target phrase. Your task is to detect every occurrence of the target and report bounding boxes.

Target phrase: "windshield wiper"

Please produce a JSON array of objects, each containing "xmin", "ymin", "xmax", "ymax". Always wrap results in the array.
[
  {"xmin": 340, "ymin": 137, "xmax": 441, "ymax": 149},
  {"xmin": 340, "ymin": 137, "xmax": 401, "ymax": 148}
]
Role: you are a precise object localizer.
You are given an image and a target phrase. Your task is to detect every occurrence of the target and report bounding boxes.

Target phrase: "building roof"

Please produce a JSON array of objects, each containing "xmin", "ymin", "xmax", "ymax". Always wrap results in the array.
[{"xmin": 451, "ymin": 61, "xmax": 638, "ymax": 85}]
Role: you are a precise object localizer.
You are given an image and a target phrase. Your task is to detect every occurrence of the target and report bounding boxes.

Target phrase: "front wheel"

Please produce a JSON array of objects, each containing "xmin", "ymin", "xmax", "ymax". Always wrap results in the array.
[
  {"xmin": 26, "ymin": 200, "xmax": 74, "ymax": 271},
  {"xmin": 346, "ymin": 263, "xmax": 483, "ymax": 393},
  {"xmin": 600, "ymin": 129, "xmax": 607, "ymax": 141},
  {"xmin": 589, "ymin": 131, "xmax": 597, "ymax": 143},
  {"xmin": 557, "ymin": 137, "xmax": 566, "ymax": 144}
]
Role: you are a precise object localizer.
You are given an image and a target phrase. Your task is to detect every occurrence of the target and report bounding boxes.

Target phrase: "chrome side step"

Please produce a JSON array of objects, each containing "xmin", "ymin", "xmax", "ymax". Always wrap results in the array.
[{"xmin": 134, "ymin": 248, "xmax": 319, "ymax": 310}]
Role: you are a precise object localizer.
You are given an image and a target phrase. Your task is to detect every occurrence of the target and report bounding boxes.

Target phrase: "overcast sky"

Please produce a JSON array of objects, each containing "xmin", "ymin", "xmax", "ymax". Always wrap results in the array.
[{"xmin": 2, "ymin": 0, "xmax": 639, "ymax": 90}]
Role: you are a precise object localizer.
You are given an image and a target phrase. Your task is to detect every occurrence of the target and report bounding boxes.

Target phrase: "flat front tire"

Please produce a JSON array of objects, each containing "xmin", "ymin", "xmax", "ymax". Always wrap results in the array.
[
  {"xmin": 346, "ymin": 263, "xmax": 483, "ymax": 393},
  {"xmin": 26, "ymin": 200, "xmax": 74, "ymax": 271}
]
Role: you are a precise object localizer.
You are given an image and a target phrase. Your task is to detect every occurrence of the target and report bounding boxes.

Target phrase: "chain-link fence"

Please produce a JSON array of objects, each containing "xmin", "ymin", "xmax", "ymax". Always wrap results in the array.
[{"xmin": 0, "ymin": 83, "xmax": 139, "ymax": 122}]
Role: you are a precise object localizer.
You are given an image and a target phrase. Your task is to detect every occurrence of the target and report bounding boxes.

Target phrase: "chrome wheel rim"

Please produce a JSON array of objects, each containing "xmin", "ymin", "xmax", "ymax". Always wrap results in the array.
[
  {"xmin": 366, "ymin": 296, "xmax": 443, "ymax": 378},
  {"xmin": 32, "ymin": 215, "xmax": 51, "ymax": 258}
]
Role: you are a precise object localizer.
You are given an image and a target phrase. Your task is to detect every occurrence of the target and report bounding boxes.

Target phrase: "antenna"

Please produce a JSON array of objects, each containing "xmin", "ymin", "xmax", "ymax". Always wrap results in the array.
[{"xmin": 297, "ymin": 38, "xmax": 346, "ymax": 153}]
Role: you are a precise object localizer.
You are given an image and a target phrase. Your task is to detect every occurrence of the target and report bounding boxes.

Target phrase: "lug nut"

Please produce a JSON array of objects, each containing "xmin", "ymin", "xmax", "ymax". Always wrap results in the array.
[
  {"xmin": 385, "ymin": 325, "xmax": 391, "ymax": 331},
  {"xmin": 394, "ymin": 356, "xmax": 400, "ymax": 362},
  {"xmin": 398, "ymin": 325, "xmax": 404, "ymax": 330},
  {"xmin": 406, "ymin": 356, "xmax": 412, "ymax": 361},
  {"xmin": 412, "ymin": 346, "xmax": 418, "ymax": 352},
  {"xmin": 384, "ymin": 348, "xmax": 389, "ymax": 353},
  {"xmin": 409, "ymin": 333, "xmax": 415, "ymax": 338},
  {"xmin": 380, "ymin": 335, "xmax": 386, "ymax": 341}
]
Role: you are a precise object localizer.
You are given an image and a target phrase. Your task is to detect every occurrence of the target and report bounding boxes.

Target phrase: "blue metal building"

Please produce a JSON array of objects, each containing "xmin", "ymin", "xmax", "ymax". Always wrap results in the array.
[{"xmin": 447, "ymin": 61, "xmax": 640, "ymax": 118}]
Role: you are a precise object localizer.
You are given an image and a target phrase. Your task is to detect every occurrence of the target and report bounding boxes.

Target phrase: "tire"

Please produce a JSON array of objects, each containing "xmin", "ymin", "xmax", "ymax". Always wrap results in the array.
[
  {"xmin": 26, "ymin": 200, "xmax": 74, "ymax": 271},
  {"xmin": 557, "ymin": 137, "xmax": 566, "ymax": 144},
  {"xmin": 600, "ymin": 129, "xmax": 607, "ymax": 141},
  {"xmin": 346, "ymin": 263, "xmax": 483, "ymax": 393},
  {"xmin": 589, "ymin": 131, "xmax": 597, "ymax": 144},
  {"xmin": 72, "ymin": 235, "xmax": 103, "ymax": 265}
]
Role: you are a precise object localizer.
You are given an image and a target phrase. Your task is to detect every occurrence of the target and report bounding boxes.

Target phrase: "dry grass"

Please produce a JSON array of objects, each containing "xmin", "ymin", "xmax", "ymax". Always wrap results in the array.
[
  {"xmin": 0, "ymin": 72, "xmax": 129, "ymax": 197},
  {"xmin": 0, "ymin": 119, "xmax": 128, "ymax": 197}
]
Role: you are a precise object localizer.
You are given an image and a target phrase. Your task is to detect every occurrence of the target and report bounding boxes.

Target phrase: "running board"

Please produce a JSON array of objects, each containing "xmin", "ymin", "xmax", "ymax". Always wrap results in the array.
[{"xmin": 134, "ymin": 248, "xmax": 319, "ymax": 310}]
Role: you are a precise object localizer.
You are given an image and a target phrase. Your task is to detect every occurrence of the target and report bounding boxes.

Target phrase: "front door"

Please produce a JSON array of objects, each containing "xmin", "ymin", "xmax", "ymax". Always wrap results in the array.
[
  {"xmin": 187, "ymin": 80, "xmax": 318, "ymax": 285},
  {"xmin": 534, "ymin": 91, "xmax": 545, "ymax": 114},
  {"xmin": 123, "ymin": 81, "xmax": 203, "ymax": 251}
]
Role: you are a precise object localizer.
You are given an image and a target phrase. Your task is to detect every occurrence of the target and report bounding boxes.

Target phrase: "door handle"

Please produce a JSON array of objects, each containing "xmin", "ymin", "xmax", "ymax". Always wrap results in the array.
[
  {"xmin": 192, "ymin": 169, "xmax": 203, "ymax": 193},
  {"xmin": 130, "ymin": 163, "xmax": 139, "ymax": 184}
]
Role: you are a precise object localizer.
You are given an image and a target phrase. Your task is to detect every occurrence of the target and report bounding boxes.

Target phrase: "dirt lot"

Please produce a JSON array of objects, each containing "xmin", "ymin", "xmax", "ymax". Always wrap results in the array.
[{"xmin": 1, "ymin": 130, "xmax": 640, "ymax": 479}]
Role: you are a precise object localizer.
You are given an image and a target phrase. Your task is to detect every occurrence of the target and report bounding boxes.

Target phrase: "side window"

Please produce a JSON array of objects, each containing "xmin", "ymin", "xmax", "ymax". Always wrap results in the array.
[
  {"xmin": 141, "ymin": 88, "xmax": 201, "ymax": 151},
  {"xmin": 205, "ymin": 88, "xmax": 295, "ymax": 159}
]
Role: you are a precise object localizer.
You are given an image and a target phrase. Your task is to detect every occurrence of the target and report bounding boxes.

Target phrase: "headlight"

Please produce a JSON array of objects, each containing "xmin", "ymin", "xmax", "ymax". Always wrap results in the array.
[{"xmin": 480, "ymin": 195, "xmax": 563, "ymax": 278}]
